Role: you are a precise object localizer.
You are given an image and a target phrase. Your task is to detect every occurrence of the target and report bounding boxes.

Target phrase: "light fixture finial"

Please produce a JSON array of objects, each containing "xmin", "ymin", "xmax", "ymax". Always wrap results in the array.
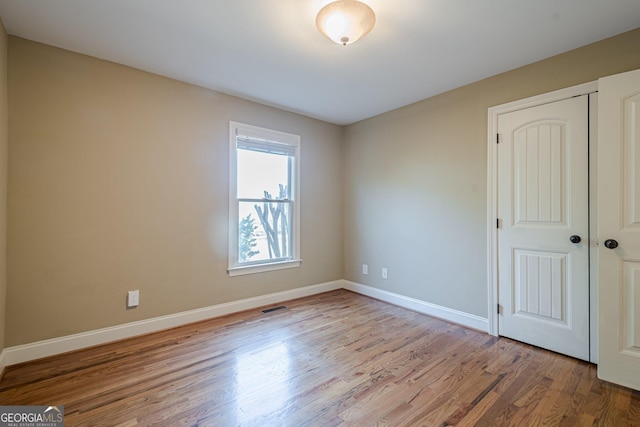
[{"xmin": 316, "ymin": 0, "xmax": 376, "ymax": 46}]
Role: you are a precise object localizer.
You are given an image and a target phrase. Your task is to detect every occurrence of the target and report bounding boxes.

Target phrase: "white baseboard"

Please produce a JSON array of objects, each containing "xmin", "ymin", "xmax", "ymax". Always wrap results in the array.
[
  {"xmin": 343, "ymin": 281, "xmax": 489, "ymax": 332},
  {"xmin": 0, "ymin": 349, "xmax": 6, "ymax": 380},
  {"xmin": 0, "ymin": 280, "xmax": 343, "ymax": 370},
  {"xmin": 0, "ymin": 279, "xmax": 489, "ymax": 372}
]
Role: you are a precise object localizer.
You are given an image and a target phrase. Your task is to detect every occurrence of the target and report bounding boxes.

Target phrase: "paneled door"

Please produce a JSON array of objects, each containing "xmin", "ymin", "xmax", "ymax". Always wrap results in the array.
[
  {"xmin": 598, "ymin": 68, "xmax": 640, "ymax": 390},
  {"xmin": 497, "ymin": 95, "xmax": 590, "ymax": 361}
]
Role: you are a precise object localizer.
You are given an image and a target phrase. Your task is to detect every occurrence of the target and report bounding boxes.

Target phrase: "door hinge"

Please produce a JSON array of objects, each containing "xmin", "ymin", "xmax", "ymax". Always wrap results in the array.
[
  {"xmin": 496, "ymin": 218, "xmax": 501, "ymax": 229},
  {"xmin": 497, "ymin": 303, "xmax": 502, "ymax": 314},
  {"xmin": 496, "ymin": 133, "xmax": 500, "ymax": 144}
]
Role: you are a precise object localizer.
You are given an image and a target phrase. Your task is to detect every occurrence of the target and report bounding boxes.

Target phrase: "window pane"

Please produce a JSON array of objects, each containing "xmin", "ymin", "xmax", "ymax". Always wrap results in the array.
[
  {"xmin": 237, "ymin": 148, "xmax": 290, "ymax": 199},
  {"xmin": 238, "ymin": 201, "xmax": 291, "ymax": 263}
]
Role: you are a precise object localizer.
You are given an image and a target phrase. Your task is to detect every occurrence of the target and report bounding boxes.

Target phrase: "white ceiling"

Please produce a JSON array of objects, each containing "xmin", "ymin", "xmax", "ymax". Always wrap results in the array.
[{"xmin": 0, "ymin": 1, "xmax": 638, "ymax": 125}]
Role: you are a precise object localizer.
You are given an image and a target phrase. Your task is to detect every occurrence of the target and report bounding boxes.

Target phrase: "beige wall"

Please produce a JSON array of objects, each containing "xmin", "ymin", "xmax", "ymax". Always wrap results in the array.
[
  {"xmin": 7, "ymin": 37, "xmax": 344, "ymax": 346},
  {"xmin": 343, "ymin": 28, "xmax": 640, "ymax": 318},
  {"xmin": 0, "ymin": 20, "xmax": 7, "ymax": 352}
]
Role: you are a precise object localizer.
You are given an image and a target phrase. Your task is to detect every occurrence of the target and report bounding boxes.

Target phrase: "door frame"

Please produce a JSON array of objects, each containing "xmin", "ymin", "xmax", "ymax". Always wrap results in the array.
[{"xmin": 486, "ymin": 81, "xmax": 599, "ymax": 360}]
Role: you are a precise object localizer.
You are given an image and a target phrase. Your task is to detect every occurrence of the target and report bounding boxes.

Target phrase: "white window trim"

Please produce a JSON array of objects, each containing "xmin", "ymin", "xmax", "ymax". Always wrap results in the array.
[{"xmin": 228, "ymin": 121, "xmax": 301, "ymax": 276}]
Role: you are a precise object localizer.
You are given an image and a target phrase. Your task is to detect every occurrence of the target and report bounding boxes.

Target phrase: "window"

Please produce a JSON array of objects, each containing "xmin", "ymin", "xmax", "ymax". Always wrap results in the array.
[{"xmin": 228, "ymin": 122, "xmax": 301, "ymax": 276}]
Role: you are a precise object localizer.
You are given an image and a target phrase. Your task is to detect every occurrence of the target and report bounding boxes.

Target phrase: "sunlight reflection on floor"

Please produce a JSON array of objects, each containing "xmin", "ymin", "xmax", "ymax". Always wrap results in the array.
[{"xmin": 235, "ymin": 342, "xmax": 292, "ymax": 424}]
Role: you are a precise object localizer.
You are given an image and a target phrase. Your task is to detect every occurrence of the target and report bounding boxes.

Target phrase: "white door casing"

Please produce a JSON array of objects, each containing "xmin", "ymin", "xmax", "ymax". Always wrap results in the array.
[
  {"xmin": 496, "ymin": 95, "xmax": 590, "ymax": 361},
  {"xmin": 597, "ymin": 68, "xmax": 640, "ymax": 390}
]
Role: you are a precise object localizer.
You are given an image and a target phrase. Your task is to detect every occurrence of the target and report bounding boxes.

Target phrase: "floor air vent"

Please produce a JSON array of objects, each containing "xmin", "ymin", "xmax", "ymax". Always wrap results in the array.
[{"xmin": 262, "ymin": 305, "xmax": 287, "ymax": 314}]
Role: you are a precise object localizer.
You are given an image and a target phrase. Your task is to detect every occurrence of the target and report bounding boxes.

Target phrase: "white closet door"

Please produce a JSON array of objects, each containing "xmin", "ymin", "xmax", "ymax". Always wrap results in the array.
[
  {"xmin": 498, "ymin": 95, "xmax": 590, "ymax": 361},
  {"xmin": 598, "ymin": 68, "xmax": 640, "ymax": 391}
]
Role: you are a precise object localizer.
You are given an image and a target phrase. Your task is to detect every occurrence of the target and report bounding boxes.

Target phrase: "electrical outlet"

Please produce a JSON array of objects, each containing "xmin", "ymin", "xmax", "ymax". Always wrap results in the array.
[
  {"xmin": 362, "ymin": 264, "xmax": 368, "ymax": 275},
  {"xmin": 382, "ymin": 268, "xmax": 388, "ymax": 279},
  {"xmin": 127, "ymin": 290, "xmax": 140, "ymax": 308}
]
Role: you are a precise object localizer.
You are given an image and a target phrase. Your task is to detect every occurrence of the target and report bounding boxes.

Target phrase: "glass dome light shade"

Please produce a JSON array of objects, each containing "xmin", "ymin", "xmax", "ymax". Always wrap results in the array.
[{"xmin": 316, "ymin": 0, "xmax": 376, "ymax": 46}]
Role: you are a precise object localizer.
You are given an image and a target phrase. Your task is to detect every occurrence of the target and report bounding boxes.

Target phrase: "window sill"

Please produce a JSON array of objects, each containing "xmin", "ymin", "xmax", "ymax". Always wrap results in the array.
[{"xmin": 228, "ymin": 259, "xmax": 302, "ymax": 277}]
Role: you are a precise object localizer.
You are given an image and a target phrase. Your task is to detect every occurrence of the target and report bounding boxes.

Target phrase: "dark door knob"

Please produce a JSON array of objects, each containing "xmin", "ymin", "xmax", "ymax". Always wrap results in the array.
[
  {"xmin": 604, "ymin": 239, "xmax": 619, "ymax": 249},
  {"xmin": 569, "ymin": 235, "xmax": 581, "ymax": 244}
]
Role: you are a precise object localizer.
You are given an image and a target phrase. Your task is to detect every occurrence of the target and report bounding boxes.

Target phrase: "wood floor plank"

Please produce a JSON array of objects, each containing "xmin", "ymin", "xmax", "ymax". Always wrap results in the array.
[{"xmin": 1, "ymin": 289, "xmax": 639, "ymax": 426}]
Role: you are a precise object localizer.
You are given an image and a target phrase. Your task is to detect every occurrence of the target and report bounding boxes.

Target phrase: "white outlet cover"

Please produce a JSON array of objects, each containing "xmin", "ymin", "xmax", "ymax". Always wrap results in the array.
[{"xmin": 127, "ymin": 290, "xmax": 139, "ymax": 307}]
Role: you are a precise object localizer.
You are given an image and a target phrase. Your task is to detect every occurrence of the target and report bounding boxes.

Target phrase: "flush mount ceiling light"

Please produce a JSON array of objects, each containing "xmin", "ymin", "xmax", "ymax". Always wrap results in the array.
[{"xmin": 316, "ymin": 0, "xmax": 376, "ymax": 46}]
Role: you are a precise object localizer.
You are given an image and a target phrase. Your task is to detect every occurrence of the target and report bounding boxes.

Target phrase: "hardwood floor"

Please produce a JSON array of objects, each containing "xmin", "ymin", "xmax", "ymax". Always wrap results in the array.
[{"xmin": 0, "ymin": 289, "xmax": 638, "ymax": 426}]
